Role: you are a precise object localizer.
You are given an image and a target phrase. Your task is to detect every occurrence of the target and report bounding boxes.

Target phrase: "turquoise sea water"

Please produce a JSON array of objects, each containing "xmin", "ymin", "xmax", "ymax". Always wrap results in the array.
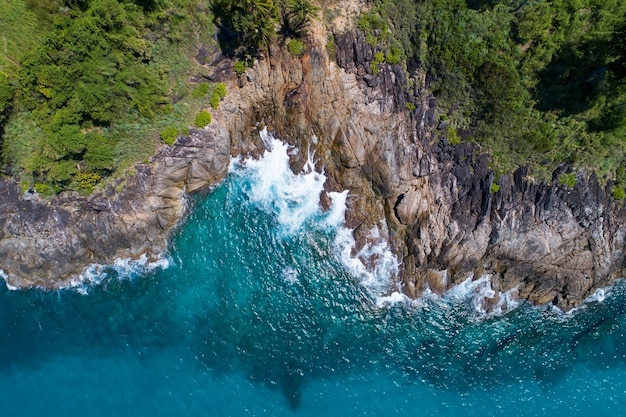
[{"xmin": 1, "ymin": 132, "xmax": 626, "ymax": 416}]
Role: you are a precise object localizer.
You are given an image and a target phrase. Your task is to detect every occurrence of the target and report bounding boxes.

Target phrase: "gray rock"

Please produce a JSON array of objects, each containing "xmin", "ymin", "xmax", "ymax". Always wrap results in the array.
[{"xmin": 0, "ymin": 21, "xmax": 624, "ymax": 312}]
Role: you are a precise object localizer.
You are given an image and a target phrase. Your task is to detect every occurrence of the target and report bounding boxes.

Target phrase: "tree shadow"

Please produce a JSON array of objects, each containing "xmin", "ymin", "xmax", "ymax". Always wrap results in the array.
[{"xmin": 534, "ymin": 37, "xmax": 612, "ymax": 117}]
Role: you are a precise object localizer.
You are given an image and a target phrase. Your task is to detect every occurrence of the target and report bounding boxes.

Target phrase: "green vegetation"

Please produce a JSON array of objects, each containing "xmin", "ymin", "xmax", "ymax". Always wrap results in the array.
[
  {"xmin": 160, "ymin": 126, "xmax": 179, "ymax": 145},
  {"xmin": 447, "ymin": 126, "xmax": 461, "ymax": 145},
  {"xmin": 192, "ymin": 83, "xmax": 211, "ymax": 99},
  {"xmin": 0, "ymin": 0, "xmax": 307, "ymax": 196},
  {"xmin": 2, "ymin": 0, "xmax": 625, "ymax": 197},
  {"xmin": 490, "ymin": 182, "xmax": 500, "ymax": 193},
  {"xmin": 559, "ymin": 173, "xmax": 577, "ymax": 189},
  {"xmin": 209, "ymin": 82, "xmax": 227, "ymax": 109},
  {"xmin": 0, "ymin": 71, "xmax": 14, "ymax": 132},
  {"xmin": 325, "ymin": 35, "xmax": 336, "ymax": 61},
  {"xmin": 211, "ymin": 0, "xmax": 317, "ymax": 55},
  {"xmin": 233, "ymin": 61, "xmax": 247, "ymax": 75},
  {"xmin": 612, "ymin": 186, "xmax": 626, "ymax": 201},
  {"xmin": 287, "ymin": 39, "xmax": 306, "ymax": 57},
  {"xmin": 11, "ymin": 0, "xmax": 166, "ymax": 186},
  {"xmin": 74, "ymin": 171, "xmax": 102, "ymax": 193},
  {"xmin": 195, "ymin": 110, "xmax": 212, "ymax": 128},
  {"xmin": 0, "ymin": 1, "xmax": 48, "ymax": 69},
  {"xmin": 0, "ymin": 0, "xmax": 226, "ymax": 194},
  {"xmin": 357, "ymin": 8, "xmax": 404, "ymax": 74},
  {"xmin": 362, "ymin": 0, "xmax": 626, "ymax": 181},
  {"xmin": 370, "ymin": 52, "xmax": 385, "ymax": 74},
  {"xmin": 214, "ymin": 83, "xmax": 227, "ymax": 100}
]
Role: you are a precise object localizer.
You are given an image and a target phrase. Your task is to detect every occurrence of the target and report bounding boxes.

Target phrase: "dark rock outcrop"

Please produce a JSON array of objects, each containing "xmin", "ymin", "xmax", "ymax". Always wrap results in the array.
[
  {"xmin": 0, "ymin": 14, "xmax": 624, "ymax": 311},
  {"xmin": 392, "ymin": 138, "xmax": 626, "ymax": 310},
  {"xmin": 0, "ymin": 127, "xmax": 230, "ymax": 288},
  {"xmin": 326, "ymin": 28, "xmax": 626, "ymax": 310}
]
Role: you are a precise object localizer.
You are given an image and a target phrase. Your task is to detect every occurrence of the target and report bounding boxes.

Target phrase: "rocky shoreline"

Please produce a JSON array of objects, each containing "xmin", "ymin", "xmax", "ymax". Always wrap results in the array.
[{"xmin": 1, "ymin": 14, "xmax": 624, "ymax": 311}]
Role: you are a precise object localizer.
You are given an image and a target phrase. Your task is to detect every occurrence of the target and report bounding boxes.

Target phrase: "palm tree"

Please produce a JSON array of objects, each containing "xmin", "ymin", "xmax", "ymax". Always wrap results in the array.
[
  {"xmin": 242, "ymin": 0, "xmax": 275, "ymax": 17},
  {"xmin": 248, "ymin": 16, "xmax": 277, "ymax": 50},
  {"xmin": 284, "ymin": 0, "xmax": 318, "ymax": 36}
]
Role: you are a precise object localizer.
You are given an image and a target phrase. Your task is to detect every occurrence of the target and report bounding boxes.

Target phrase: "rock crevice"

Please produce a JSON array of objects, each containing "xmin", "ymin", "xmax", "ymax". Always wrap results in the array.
[{"xmin": 0, "ymin": 21, "xmax": 624, "ymax": 311}]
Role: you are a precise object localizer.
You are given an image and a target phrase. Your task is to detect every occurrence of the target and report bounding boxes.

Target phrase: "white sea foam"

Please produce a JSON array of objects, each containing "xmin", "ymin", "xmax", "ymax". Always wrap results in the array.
[
  {"xmin": 69, "ymin": 254, "xmax": 170, "ymax": 294},
  {"xmin": 233, "ymin": 129, "xmax": 400, "ymax": 299},
  {"xmin": 558, "ymin": 282, "xmax": 617, "ymax": 315},
  {"xmin": 438, "ymin": 274, "xmax": 520, "ymax": 317},
  {"xmin": 232, "ymin": 128, "xmax": 330, "ymax": 234},
  {"xmin": 584, "ymin": 286, "xmax": 611, "ymax": 304},
  {"xmin": 0, "ymin": 255, "xmax": 169, "ymax": 294},
  {"xmin": 324, "ymin": 190, "xmax": 349, "ymax": 228},
  {"xmin": 0, "ymin": 269, "xmax": 19, "ymax": 291},
  {"xmin": 334, "ymin": 226, "xmax": 400, "ymax": 301},
  {"xmin": 376, "ymin": 291, "xmax": 411, "ymax": 308}
]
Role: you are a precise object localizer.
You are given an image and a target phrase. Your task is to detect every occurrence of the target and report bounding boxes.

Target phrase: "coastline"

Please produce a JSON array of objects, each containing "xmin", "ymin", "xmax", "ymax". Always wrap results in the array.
[{"xmin": 0, "ymin": 15, "xmax": 624, "ymax": 311}]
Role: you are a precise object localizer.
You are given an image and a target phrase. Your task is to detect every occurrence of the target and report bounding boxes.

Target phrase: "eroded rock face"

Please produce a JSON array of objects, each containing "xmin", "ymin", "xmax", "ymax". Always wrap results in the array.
[
  {"xmin": 391, "ymin": 140, "xmax": 626, "ymax": 311},
  {"xmin": 0, "ymin": 127, "xmax": 230, "ymax": 288},
  {"xmin": 0, "ymin": 13, "xmax": 624, "ymax": 311},
  {"xmin": 324, "ymin": 27, "xmax": 626, "ymax": 311}
]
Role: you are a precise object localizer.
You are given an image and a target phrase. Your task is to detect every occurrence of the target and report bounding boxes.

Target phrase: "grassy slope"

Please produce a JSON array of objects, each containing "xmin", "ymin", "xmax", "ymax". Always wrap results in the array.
[
  {"xmin": 0, "ymin": 0, "xmax": 222, "ymax": 193},
  {"xmin": 0, "ymin": 1, "xmax": 44, "ymax": 71}
]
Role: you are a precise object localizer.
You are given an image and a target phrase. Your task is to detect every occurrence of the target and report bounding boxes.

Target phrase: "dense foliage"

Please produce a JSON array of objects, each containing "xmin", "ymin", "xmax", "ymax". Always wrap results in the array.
[
  {"xmin": 0, "ymin": 0, "xmax": 220, "ymax": 193},
  {"xmin": 16, "ymin": 0, "xmax": 166, "ymax": 183},
  {"xmin": 1, "ymin": 0, "xmax": 625, "ymax": 195},
  {"xmin": 0, "ymin": 0, "xmax": 318, "ymax": 194},
  {"xmin": 367, "ymin": 0, "xmax": 626, "ymax": 181},
  {"xmin": 211, "ymin": 0, "xmax": 318, "ymax": 56}
]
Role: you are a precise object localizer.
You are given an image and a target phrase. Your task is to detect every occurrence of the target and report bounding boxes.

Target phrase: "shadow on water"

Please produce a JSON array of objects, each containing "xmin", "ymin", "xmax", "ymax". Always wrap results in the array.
[
  {"xmin": 2, "ymin": 170, "xmax": 626, "ymax": 411},
  {"xmin": 0, "ymin": 269, "xmax": 185, "ymax": 375}
]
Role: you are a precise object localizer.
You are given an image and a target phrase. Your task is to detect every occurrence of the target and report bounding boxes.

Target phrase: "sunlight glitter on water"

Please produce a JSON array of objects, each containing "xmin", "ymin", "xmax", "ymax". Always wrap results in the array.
[{"xmin": 0, "ymin": 130, "xmax": 624, "ymax": 416}]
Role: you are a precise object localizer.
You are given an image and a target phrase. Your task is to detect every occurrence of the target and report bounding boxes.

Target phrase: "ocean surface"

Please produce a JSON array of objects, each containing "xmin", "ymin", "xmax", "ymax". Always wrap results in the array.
[{"xmin": 1, "ymin": 131, "xmax": 625, "ymax": 416}]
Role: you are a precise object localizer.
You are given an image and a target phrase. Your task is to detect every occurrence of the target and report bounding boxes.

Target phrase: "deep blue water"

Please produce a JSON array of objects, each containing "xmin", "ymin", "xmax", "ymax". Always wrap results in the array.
[{"xmin": 1, "ymin": 133, "xmax": 626, "ymax": 416}]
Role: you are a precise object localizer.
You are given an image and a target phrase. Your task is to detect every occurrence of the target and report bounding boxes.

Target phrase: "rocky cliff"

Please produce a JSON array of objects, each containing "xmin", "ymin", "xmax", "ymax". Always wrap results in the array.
[
  {"xmin": 0, "ymin": 125, "xmax": 231, "ymax": 288},
  {"xmin": 0, "ymin": 7, "xmax": 624, "ymax": 310}
]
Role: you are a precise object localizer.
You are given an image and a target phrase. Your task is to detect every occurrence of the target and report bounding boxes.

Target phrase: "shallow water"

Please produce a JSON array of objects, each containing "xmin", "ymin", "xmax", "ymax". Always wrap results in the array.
[{"xmin": 1, "ymin": 132, "xmax": 625, "ymax": 416}]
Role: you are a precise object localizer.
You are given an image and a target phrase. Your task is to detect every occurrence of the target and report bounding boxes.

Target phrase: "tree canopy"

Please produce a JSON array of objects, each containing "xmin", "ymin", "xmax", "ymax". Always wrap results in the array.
[{"xmin": 368, "ymin": 0, "xmax": 626, "ymax": 180}]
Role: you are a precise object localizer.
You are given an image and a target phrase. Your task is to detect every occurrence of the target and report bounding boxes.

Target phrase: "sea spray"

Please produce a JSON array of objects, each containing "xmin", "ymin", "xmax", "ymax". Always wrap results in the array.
[
  {"xmin": 333, "ymin": 226, "xmax": 400, "ymax": 301},
  {"xmin": 0, "ymin": 269, "xmax": 18, "ymax": 291},
  {"xmin": 70, "ymin": 254, "xmax": 171, "ymax": 294},
  {"xmin": 231, "ymin": 129, "xmax": 328, "ymax": 234},
  {"xmin": 230, "ymin": 128, "xmax": 399, "ymax": 301},
  {"xmin": 0, "ymin": 130, "xmax": 625, "ymax": 416}
]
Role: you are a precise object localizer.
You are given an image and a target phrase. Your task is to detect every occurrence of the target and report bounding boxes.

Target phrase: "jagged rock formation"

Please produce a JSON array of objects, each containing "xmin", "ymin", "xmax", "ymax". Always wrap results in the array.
[
  {"xmin": 0, "ymin": 6, "xmax": 624, "ymax": 310},
  {"xmin": 0, "ymin": 127, "xmax": 230, "ymax": 288}
]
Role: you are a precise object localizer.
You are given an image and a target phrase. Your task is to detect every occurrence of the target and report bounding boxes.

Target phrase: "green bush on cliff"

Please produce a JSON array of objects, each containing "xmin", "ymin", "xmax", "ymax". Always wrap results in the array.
[
  {"xmin": 209, "ymin": 83, "xmax": 227, "ymax": 109},
  {"xmin": 612, "ymin": 186, "xmax": 626, "ymax": 201},
  {"xmin": 233, "ymin": 61, "xmax": 247, "ymax": 75},
  {"xmin": 74, "ymin": 172, "xmax": 101, "ymax": 193},
  {"xmin": 192, "ymin": 83, "xmax": 210, "ymax": 99},
  {"xmin": 559, "ymin": 173, "xmax": 577, "ymax": 189},
  {"xmin": 195, "ymin": 110, "xmax": 212, "ymax": 128},
  {"xmin": 370, "ymin": 52, "xmax": 386, "ymax": 74},
  {"xmin": 209, "ymin": 93, "xmax": 220, "ymax": 109},
  {"xmin": 160, "ymin": 126, "xmax": 179, "ymax": 145},
  {"xmin": 287, "ymin": 39, "xmax": 306, "ymax": 57},
  {"xmin": 214, "ymin": 83, "xmax": 227, "ymax": 100}
]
